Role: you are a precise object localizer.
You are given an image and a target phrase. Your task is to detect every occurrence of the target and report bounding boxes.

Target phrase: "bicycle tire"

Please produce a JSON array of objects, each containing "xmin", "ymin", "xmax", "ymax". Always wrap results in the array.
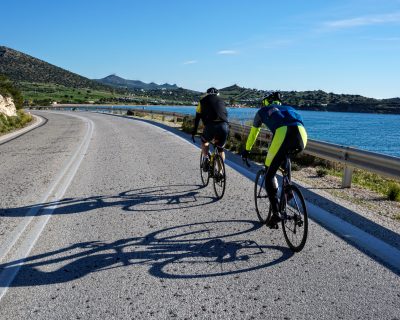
[
  {"xmin": 212, "ymin": 154, "xmax": 226, "ymax": 199},
  {"xmin": 200, "ymin": 153, "xmax": 210, "ymax": 187},
  {"xmin": 281, "ymin": 184, "xmax": 308, "ymax": 252},
  {"xmin": 254, "ymin": 169, "xmax": 272, "ymax": 224}
]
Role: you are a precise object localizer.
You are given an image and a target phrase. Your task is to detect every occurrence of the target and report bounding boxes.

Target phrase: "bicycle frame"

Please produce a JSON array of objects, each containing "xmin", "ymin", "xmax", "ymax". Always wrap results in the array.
[
  {"xmin": 250, "ymin": 151, "xmax": 309, "ymax": 252},
  {"xmin": 199, "ymin": 141, "xmax": 227, "ymax": 199}
]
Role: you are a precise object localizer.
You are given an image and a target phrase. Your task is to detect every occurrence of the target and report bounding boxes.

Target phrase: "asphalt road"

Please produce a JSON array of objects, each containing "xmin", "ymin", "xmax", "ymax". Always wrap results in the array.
[{"xmin": 0, "ymin": 111, "xmax": 399, "ymax": 319}]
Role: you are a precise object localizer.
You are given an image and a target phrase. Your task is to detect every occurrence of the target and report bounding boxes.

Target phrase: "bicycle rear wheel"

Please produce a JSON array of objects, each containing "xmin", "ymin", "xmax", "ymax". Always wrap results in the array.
[
  {"xmin": 200, "ymin": 153, "xmax": 210, "ymax": 187},
  {"xmin": 212, "ymin": 154, "xmax": 226, "ymax": 199},
  {"xmin": 281, "ymin": 184, "xmax": 308, "ymax": 252},
  {"xmin": 254, "ymin": 169, "xmax": 272, "ymax": 224}
]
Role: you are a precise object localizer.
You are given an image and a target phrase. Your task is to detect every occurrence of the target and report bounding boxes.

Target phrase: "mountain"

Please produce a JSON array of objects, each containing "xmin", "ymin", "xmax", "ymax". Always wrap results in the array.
[
  {"xmin": 1, "ymin": 45, "xmax": 398, "ymax": 112},
  {"xmin": 95, "ymin": 74, "xmax": 180, "ymax": 90},
  {"xmin": 0, "ymin": 46, "xmax": 110, "ymax": 91}
]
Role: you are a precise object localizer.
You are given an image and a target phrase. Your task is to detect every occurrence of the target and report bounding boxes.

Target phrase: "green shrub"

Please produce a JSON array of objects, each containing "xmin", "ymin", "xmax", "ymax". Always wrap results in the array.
[
  {"xmin": 0, "ymin": 110, "xmax": 32, "ymax": 134},
  {"xmin": 387, "ymin": 182, "xmax": 400, "ymax": 202},
  {"xmin": 0, "ymin": 74, "xmax": 24, "ymax": 109},
  {"xmin": 291, "ymin": 162, "xmax": 300, "ymax": 171},
  {"xmin": 316, "ymin": 167, "xmax": 329, "ymax": 177}
]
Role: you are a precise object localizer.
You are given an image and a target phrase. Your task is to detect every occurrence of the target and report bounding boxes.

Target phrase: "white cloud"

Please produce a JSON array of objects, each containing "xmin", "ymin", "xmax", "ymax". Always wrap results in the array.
[
  {"xmin": 183, "ymin": 60, "xmax": 198, "ymax": 65},
  {"xmin": 217, "ymin": 50, "xmax": 238, "ymax": 55},
  {"xmin": 325, "ymin": 12, "xmax": 400, "ymax": 29}
]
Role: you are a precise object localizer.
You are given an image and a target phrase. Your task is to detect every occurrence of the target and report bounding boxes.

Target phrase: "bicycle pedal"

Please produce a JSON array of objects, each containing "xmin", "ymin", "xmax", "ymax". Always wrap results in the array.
[{"xmin": 267, "ymin": 223, "xmax": 279, "ymax": 229}]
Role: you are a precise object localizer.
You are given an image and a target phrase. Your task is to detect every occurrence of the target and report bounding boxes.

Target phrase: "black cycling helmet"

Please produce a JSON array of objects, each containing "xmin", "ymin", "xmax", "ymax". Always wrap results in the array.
[
  {"xmin": 206, "ymin": 87, "xmax": 219, "ymax": 95},
  {"xmin": 261, "ymin": 91, "xmax": 282, "ymax": 106}
]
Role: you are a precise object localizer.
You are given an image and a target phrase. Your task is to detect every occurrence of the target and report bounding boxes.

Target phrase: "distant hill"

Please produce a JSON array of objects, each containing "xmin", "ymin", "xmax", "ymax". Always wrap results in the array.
[
  {"xmin": 95, "ymin": 74, "xmax": 180, "ymax": 90},
  {"xmin": 1, "ymin": 45, "xmax": 398, "ymax": 112},
  {"xmin": 0, "ymin": 46, "xmax": 110, "ymax": 91},
  {"xmin": 219, "ymin": 85, "xmax": 400, "ymax": 114}
]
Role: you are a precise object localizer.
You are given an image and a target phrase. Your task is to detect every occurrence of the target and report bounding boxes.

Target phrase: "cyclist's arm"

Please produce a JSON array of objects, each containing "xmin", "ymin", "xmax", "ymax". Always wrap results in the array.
[
  {"xmin": 193, "ymin": 102, "xmax": 202, "ymax": 133},
  {"xmin": 245, "ymin": 111, "xmax": 262, "ymax": 151}
]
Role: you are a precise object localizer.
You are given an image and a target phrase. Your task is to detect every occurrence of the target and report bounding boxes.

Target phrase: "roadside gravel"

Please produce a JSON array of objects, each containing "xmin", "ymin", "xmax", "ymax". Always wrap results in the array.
[{"xmin": 292, "ymin": 167, "xmax": 400, "ymax": 237}]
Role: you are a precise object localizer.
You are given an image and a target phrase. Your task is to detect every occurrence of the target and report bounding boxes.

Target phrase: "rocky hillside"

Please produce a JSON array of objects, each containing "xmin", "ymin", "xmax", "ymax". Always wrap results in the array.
[
  {"xmin": 0, "ymin": 46, "xmax": 111, "ymax": 91},
  {"xmin": 0, "ymin": 94, "xmax": 17, "ymax": 117}
]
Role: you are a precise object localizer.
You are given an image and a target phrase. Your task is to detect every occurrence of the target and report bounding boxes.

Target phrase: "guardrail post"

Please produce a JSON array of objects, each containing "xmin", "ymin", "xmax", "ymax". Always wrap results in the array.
[
  {"xmin": 173, "ymin": 113, "xmax": 177, "ymax": 124},
  {"xmin": 342, "ymin": 166, "xmax": 354, "ymax": 188}
]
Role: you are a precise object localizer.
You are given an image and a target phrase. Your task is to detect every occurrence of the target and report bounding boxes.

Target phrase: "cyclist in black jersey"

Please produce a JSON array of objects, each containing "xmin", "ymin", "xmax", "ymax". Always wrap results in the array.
[
  {"xmin": 241, "ymin": 92, "xmax": 308, "ymax": 228},
  {"xmin": 192, "ymin": 87, "xmax": 229, "ymax": 162}
]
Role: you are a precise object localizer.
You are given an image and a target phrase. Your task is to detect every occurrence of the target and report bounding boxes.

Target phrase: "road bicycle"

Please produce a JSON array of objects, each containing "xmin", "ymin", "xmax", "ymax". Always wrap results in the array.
[
  {"xmin": 199, "ymin": 142, "xmax": 226, "ymax": 199},
  {"xmin": 245, "ymin": 151, "xmax": 308, "ymax": 252}
]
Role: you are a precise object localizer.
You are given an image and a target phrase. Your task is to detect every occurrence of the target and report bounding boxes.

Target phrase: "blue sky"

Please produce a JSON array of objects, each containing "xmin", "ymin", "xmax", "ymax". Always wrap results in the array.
[{"xmin": 2, "ymin": 0, "xmax": 400, "ymax": 98}]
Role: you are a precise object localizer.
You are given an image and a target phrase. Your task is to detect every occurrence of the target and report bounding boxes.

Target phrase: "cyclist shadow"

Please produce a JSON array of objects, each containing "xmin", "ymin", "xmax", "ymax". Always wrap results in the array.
[
  {"xmin": 1, "ymin": 184, "xmax": 217, "ymax": 217},
  {"xmin": 0, "ymin": 220, "xmax": 293, "ymax": 286}
]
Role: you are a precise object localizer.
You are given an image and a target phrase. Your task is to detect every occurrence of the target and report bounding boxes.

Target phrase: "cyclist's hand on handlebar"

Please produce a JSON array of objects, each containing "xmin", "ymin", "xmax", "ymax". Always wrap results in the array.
[
  {"xmin": 241, "ymin": 149, "xmax": 249, "ymax": 159},
  {"xmin": 191, "ymin": 131, "xmax": 196, "ymax": 143},
  {"xmin": 241, "ymin": 149, "xmax": 251, "ymax": 167}
]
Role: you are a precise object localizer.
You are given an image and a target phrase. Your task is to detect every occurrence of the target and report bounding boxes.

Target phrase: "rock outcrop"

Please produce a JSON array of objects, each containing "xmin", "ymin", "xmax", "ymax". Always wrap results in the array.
[{"xmin": 0, "ymin": 94, "xmax": 17, "ymax": 117}]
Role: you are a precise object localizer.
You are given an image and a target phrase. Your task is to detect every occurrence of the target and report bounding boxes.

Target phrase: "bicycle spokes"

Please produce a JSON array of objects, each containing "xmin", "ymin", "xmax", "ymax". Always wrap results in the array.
[
  {"xmin": 213, "ymin": 154, "xmax": 226, "ymax": 199},
  {"xmin": 254, "ymin": 170, "xmax": 271, "ymax": 224},
  {"xmin": 200, "ymin": 153, "xmax": 210, "ymax": 187},
  {"xmin": 281, "ymin": 185, "xmax": 308, "ymax": 252}
]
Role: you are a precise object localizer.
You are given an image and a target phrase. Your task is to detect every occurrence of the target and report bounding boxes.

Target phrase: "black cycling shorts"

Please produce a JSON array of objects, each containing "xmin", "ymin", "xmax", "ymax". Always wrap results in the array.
[{"xmin": 201, "ymin": 122, "xmax": 229, "ymax": 149}]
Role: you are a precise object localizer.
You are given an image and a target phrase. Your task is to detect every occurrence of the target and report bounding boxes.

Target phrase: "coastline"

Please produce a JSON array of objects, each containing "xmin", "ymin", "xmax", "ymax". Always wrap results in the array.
[{"xmin": 34, "ymin": 103, "xmax": 400, "ymax": 115}]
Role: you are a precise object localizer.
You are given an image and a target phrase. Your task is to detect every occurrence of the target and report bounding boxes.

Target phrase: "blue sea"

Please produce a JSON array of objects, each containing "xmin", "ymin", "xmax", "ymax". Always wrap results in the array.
[{"xmin": 105, "ymin": 105, "xmax": 400, "ymax": 158}]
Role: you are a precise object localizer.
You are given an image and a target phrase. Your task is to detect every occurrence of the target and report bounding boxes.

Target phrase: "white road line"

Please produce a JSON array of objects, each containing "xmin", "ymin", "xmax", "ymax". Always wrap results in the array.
[{"xmin": 0, "ymin": 113, "xmax": 94, "ymax": 300}]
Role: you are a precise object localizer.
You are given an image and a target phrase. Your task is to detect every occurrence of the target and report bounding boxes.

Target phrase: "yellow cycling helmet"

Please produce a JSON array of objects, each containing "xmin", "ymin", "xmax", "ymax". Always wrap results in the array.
[{"xmin": 262, "ymin": 92, "xmax": 282, "ymax": 106}]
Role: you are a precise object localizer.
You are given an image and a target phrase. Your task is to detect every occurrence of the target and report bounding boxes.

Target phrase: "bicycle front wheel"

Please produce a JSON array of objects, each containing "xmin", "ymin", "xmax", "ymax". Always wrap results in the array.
[
  {"xmin": 212, "ymin": 154, "xmax": 226, "ymax": 199},
  {"xmin": 200, "ymin": 153, "xmax": 210, "ymax": 187},
  {"xmin": 254, "ymin": 169, "xmax": 272, "ymax": 224},
  {"xmin": 281, "ymin": 184, "xmax": 308, "ymax": 252}
]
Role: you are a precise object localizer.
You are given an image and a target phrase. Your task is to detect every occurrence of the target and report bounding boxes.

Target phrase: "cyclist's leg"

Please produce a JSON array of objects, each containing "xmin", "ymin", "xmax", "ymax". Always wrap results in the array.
[
  {"xmin": 201, "ymin": 139, "xmax": 209, "ymax": 157},
  {"xmin": 286, "ymin": 125, "xmax": 307, "ymax": 152},
  {"xmin": 296, "ymin": 125, "xmax": 308, "ymax": 150},
  {"xmin": 215, "ymin": 122, "xmax": 229, "ymax": 162},
  {"xmin": 201, "ymin": 125, "xmax": 213, "ymax": 157},
  {"xmin": 265, "ymin": 125, "xmax": 307, "ymax": 215},
  {"xmin": 265, "ymin": 127, "xmax": 289, "ymax": 217}
]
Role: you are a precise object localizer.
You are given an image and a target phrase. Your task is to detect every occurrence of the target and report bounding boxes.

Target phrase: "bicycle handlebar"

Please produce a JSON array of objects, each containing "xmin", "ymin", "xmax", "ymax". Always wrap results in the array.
[{"xmin": 242, "ymin": 151, "xmax": 268, "ymax": 168}]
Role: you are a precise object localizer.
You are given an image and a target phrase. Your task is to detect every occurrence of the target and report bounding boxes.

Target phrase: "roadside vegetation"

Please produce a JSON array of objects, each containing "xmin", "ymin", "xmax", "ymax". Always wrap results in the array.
[
  {"xmin": 20, "ymin": 82, "xmax": 198, "ymax": 106},
  {"xmin": 19, "ymin": 82, "xmax": 120, "ymax": 106},
  {"xmin": 0, "ymin": 74, "xmax": 33, "ymax": 135},
  {"xmin": 0, "ymin": 110, "xmax": 32, "ymax": 134},
  {"xmin": 0, "ymin": 74, "xmax": 23, "ymax": 108}
]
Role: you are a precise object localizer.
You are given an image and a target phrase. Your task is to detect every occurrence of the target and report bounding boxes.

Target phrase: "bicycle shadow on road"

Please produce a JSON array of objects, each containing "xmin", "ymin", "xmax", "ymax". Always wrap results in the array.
[
  {"xmin": 0, "ymin": 184, "xmax": 217, "ymax": 218},
  {"xmin": 104, "ymin": 114, "xmax": 400, "ymax": 274},
  {"xmin": 0, "ymin": 219, "xmax": 293, "ymax": 287}
]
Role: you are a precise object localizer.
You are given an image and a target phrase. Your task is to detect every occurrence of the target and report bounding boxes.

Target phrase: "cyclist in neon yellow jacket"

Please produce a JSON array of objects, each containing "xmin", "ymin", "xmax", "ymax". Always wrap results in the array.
[{"xmin": 241, "ymin": 92, "xmax": 308, "ymax": 228}]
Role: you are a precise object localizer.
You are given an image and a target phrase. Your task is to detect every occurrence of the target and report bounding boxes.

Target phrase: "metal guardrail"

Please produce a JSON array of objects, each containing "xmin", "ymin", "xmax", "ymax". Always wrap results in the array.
[{"xmin": 34, "ymin": 105, "xmax": 400, "ymax": 187}]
